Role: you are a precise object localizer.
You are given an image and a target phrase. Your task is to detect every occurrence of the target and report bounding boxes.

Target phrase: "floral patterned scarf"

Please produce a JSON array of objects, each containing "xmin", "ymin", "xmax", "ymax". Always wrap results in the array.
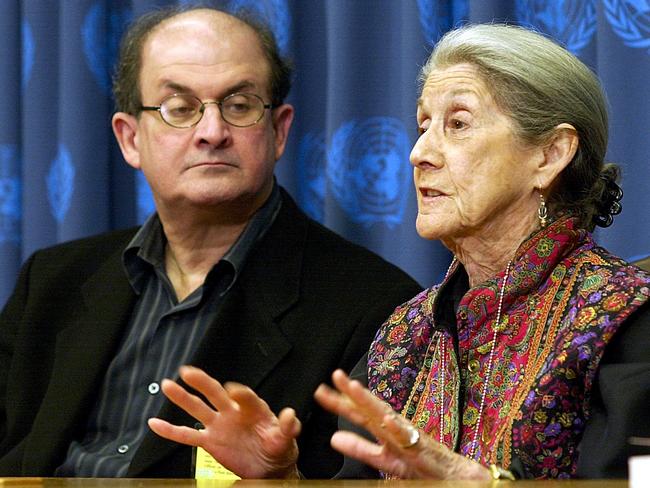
[{"xmin": 368, "ymin": 217, "xmax": 650, "ymax": 478}]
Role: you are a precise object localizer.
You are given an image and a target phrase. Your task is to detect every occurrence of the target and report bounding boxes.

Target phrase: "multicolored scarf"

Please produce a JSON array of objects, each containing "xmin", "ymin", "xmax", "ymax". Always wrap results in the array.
[{"xmin": 368, "ymin": 217, "xmax": 650, "ymax": 478}]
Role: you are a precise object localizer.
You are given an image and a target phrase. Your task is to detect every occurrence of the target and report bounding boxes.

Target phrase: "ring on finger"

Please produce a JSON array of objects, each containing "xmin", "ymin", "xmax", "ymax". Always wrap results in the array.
[{"xmin": 400, "ymin": 424, "xmax": 420, "ymax": 449}]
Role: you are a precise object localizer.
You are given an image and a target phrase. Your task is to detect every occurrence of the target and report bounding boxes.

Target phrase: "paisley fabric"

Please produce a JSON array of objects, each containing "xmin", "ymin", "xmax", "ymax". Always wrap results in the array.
[{"xmin": 368, "ymin": 217, "xmax": 650, "ymax": 478}]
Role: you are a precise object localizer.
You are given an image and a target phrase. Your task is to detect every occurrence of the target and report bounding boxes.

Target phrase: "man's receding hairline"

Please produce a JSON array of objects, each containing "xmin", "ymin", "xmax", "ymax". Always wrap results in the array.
[
  {"xmin": 139, "ymin": 8, "xmax": 271, "ymax": 87},
  {"xmin": 149, "ymin": 8, "xmax": 258, "ymax": 41}
]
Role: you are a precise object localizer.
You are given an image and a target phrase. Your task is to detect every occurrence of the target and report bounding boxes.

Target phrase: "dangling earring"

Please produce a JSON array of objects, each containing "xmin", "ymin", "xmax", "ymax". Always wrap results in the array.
[{"xmin": 538, "ymin": 190, "xmax": 548, "ymax": 228}]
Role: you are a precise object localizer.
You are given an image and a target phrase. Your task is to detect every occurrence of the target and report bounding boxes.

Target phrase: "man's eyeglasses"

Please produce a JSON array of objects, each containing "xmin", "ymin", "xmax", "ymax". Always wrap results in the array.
[{"xmin": 140, "ymin": 93, "xmax": 273, "ymax": 128}]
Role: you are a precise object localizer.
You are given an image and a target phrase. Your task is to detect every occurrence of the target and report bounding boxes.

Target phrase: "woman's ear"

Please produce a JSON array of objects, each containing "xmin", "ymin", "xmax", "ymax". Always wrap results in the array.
[
  {"xmin": 537, "ymin": 123, "xmax": 579, "ymax": 190},
  {"xmin": 112, "ymin": 112, "xmax": 141, "ymax": 169}
]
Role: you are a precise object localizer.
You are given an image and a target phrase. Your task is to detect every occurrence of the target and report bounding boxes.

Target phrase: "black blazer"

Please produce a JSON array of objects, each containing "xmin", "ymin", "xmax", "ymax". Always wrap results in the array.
[{"xmin": 0, "ymin": 190, "xmax": 421, "ymax": 479}]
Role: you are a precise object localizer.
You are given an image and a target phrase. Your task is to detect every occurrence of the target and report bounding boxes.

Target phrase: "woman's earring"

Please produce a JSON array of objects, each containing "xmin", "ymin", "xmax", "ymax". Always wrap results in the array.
[{"xmin": 538, "ymin": 190, "xmax": 548, "ymax": 228}]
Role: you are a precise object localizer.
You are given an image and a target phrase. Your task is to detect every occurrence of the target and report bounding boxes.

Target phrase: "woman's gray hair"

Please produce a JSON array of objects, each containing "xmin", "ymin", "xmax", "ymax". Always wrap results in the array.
[{"xmin": 421, "ymin": 23, "xmax": 621, "ymax": 231}]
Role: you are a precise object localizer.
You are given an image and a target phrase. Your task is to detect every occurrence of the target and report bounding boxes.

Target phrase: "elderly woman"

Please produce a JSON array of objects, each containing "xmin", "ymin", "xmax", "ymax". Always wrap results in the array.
[{"xmin": 149, "ymin": 24, "xmax": 650, "ymax": 480}]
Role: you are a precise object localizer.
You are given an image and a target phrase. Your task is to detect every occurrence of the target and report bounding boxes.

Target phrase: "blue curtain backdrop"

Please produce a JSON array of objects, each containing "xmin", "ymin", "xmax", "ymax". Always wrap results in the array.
[{"xmin": 2, "ymin": 0, "xmax": 650, "ymax": 305}]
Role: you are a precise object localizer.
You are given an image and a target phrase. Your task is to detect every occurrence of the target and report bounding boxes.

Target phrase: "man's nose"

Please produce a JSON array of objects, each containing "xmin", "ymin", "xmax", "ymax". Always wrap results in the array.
[{"xmin": 194, "ymin": 102, "xmax": 232, "ymax": 146}]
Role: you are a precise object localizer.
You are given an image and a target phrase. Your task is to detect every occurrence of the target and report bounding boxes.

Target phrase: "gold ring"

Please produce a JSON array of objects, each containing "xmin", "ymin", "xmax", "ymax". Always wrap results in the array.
[{"xmin": 400, "ymin": 424, "xmax": 420, "ymax": 449}]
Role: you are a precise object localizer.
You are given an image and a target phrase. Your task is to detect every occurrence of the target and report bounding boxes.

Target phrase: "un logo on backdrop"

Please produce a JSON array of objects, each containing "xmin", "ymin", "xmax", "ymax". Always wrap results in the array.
[
  {"xmin": 327, "ymin": 118, "xmax": 410, "ymax": 228},
  {"xmin": 604, "ymin": 0, "xmax": 650, "ymax": 50},
  {"xmin": 417, "ymin": 0, "xmax": 469, "ymax": 45},
  {"xmin": 47, "ymin": 144, "xmax": 76, "ymax": 224},
  {"xmin": 516, "ymin": 0, "xmax": 596, "ymax": 54},
  {"xmin": 229, "ymin": 0, "xmax": 291, "ymax": 54},
  {"xmin": 0, "ymin": 145, "xmax": 22, "ymax": 244},
  {"xmin": 82, "ymin": 2, "xmax": 132, "ymax": 93},
  {"xmin": 297, "ymin": 132, "xmax": 327, "ymax": 222}
]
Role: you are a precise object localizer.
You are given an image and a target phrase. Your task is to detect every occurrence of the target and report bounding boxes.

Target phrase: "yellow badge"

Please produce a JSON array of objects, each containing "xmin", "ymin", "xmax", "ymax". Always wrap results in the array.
[{"xmin": 194, "ymin": 446, "xmax": 241, "ymax": 480}]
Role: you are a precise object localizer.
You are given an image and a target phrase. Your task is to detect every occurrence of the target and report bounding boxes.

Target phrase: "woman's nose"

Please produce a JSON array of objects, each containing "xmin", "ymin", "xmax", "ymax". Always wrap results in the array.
[{"xmin": 410, "ymin": 131, "xmax": 443, "ymax": 169}]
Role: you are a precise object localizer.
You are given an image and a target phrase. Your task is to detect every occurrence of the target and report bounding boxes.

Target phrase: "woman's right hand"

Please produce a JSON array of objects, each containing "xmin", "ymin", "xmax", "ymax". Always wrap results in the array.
[
  {"xmin": 147, "ymin": 365, "xmax": 301, "ymax": 479},
  {"xmin": 315, "ymin": 369, "xmax": 491, "ymax": 480}
]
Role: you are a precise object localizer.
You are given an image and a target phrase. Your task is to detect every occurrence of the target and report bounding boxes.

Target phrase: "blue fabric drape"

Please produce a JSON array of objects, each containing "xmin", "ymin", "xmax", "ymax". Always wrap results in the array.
[{"xmin": 2, "ymin": 0, "xmax": 650, "ymax": 305}]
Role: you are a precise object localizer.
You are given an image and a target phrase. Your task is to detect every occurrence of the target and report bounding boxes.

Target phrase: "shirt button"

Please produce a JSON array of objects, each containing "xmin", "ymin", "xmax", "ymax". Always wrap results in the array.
[
  {"xmin": 148, "ymin": 382, "xmax": 160, "ymax": 395},
  {"xmin": 468, "ymin": 359, "xmax": 480, "ymax": 374},
  {"xmin": 117, "ymin": 444, "xmax": 129, "ymax": 454}
]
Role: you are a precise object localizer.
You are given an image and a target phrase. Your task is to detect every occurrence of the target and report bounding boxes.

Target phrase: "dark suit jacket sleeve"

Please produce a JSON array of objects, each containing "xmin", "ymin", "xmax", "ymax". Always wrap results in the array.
[
  {"xmin": 0, "ymin": 254, "xmax": 35, "ymax": 453},
  {"xmin": 576, "ymin": 302, "xmax": 650, "ymax": 478}
]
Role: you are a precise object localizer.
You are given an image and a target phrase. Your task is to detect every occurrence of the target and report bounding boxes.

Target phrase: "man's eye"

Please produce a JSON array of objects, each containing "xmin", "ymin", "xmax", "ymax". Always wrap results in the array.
[
  {"xmin": 227, "ymin": 102, "xmax": 252, "ymax": 113},
  {"xmin": 168, "ymin": 106, "xmax": 195, "ymax": 116}
]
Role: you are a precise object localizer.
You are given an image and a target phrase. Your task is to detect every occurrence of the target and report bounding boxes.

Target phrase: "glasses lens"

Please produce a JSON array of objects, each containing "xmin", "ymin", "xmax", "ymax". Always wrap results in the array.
[
  {"xmin": 160, "ymin": 94, "xmax": 202, "ymax": 127},
  {"xmin": 221, "ymin": 93, "xmax": 265, "ymax": 127}
]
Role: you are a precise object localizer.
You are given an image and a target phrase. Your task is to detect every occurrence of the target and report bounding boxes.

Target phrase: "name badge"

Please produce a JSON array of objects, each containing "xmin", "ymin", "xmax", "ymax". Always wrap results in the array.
[{"xmin": 194, "ymin": 446, "xmax": 241, "ymax": 480}]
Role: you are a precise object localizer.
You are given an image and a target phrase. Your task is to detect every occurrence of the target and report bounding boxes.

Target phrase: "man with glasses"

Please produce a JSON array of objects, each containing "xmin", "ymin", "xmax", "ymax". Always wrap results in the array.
[{"xmin": 0, "ymin": 6, "xmax": 420, "ymax": 480}]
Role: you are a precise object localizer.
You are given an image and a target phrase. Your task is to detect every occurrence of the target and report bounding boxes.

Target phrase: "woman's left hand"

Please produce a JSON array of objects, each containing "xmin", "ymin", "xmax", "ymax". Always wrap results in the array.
[{"xmin": 314, "ymin": 369, "xmax": 491, "ymax": 480}]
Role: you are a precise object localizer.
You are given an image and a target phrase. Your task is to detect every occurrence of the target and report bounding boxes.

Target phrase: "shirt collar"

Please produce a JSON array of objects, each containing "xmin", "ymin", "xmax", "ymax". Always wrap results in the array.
[{"xmin": 123, "ymin": 182, "xmax": 282, "ymax": 295}]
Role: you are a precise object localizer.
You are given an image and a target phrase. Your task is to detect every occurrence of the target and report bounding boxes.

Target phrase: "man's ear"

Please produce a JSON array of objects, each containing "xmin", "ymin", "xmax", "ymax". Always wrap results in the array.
[
  {"xmin": 271, "ymin": 104, "xmax": 294, "ymax": 161},
  {"xmin": 112, "ymin": 112, "xmax": 141, "ymax": 169},
  {"xmin": 537, "ymin": 123, "xmax": 579, "ymax": 190}
]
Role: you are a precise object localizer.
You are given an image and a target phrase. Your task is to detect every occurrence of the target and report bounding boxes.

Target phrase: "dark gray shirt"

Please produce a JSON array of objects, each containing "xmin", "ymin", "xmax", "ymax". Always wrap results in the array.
[{"xmin": 56, "ymin": 185, "xmax": 281, "ymax": 477}]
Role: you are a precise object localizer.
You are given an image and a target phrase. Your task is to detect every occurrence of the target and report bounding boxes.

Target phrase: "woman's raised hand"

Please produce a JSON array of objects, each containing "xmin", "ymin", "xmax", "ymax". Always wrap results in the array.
[{"xmin": 314, "ymin": 369, "xmax": 490, "ymax": 480}]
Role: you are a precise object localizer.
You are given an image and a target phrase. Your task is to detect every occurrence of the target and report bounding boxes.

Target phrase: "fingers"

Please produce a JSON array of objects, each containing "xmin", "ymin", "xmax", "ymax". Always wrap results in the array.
[
  {"xmin": 315, "ymin": 370, "xmax": 395, "ymax": 435},
  {"xmin": 331, "ymin": 369, "xmax": 386, "ymax": 419},
  {"xmin": 224, "ymin": 382, "xmax": 274, "ymax": 422},
  {"xmin": 167, "ymin": 366, "xmax": 287, "ymax": 431},
  {"xmin": 148, "ymin": 417, "xmax": 202, "ymax": 447},
  {"xmin": 178, "ymin": 366, "xmax": 235, "ymax": 413},
  {"xmin": 381, "ymin": 411, "xmax": 421, "ymax": 449},
  {"xmin": 278, "ymin": 407, "xmax": 301, "ymax": 439},
  {"xmin": 314, "ymin": 384, "xmax": 372, "ymax": 429},
  {"xmin": 316, "ymin": 370, "xmax": 423, "ymax": 452},
  {"xmin": 160, "ymin": 378, "xmax": 222, "ymax": 428},
  {"xmin": 330, "ymin": 430, "xmax": 385, "ymax": 465}
]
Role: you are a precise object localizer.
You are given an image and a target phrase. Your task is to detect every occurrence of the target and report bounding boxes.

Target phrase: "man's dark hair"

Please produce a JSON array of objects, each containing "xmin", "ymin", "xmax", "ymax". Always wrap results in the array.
[{"xmin": 112, "ymin": 5, "xmax": 293, "ymax": 115}]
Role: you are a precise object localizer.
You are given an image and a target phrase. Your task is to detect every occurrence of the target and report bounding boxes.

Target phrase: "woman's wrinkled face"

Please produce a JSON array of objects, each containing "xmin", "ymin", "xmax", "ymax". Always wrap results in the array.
[{"xmin": 411, "ymin": 63, "xmax": 542, "ymax": 247}]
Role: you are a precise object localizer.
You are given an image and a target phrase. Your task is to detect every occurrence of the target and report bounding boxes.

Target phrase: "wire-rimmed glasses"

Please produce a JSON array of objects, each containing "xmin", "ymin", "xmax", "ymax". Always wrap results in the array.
[{"xmin": 140, "ymin": 92, "xmax": 273, "ymax": 128}]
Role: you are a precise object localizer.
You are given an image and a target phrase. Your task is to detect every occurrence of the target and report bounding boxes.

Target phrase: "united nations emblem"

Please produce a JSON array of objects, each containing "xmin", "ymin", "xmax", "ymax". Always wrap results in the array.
[
  {"xmin": 604, "ymin": 0, "xmax": 650, "ymax": 50},
  {"xmin": 327, "ymin": 117, "xmax": 410, "ymax": 228},
  {"xmin": 516, "ymin": 0, "xmax": 597, "ymax": 54},
  {"xmin": 47, "ymin": 144, "xmax": 76, "ymax": 224},
  {"xmin": 82, "ymin": 2, "xmax": 132, "ymax": 94},
  {"xmin": 229, "ymin": 0, "xmax": 291, "ymax": 54},
  {"xmin": 0, "ymin": 145, "xmax": 22, "ymax": 245},
  {"xmin": 297, "ymin": 132, "xmax": 327, "ymax": 223}
]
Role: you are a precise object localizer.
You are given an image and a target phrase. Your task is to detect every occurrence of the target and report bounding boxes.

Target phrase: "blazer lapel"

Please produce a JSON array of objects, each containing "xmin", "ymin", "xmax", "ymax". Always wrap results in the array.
[
  {"xmin": 23, "ymin": 246, "xmax": 136, "ymax": 474},
  {"xmin": 128, "ymin": 194, "xmax": 306, "ymax": 477}
]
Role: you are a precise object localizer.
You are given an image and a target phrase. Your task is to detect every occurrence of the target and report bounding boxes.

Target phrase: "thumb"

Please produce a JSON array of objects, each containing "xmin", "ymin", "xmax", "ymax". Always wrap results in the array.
[{"xmin": 278, "ymin": 407, "xmax": 301, "ymax": 438}]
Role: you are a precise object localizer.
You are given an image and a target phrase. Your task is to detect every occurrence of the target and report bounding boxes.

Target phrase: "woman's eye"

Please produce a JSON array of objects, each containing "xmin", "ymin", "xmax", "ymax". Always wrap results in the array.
[{"xmin": 451, "ymin": 119, "xmax": 467, "ymax": 130}]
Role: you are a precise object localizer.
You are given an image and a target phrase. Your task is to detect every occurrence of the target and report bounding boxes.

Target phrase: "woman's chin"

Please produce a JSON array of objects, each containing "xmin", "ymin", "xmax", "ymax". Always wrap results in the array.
[{"xmin": 415, "ymin": 219, "xmax": 446, "ymax": 241}]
